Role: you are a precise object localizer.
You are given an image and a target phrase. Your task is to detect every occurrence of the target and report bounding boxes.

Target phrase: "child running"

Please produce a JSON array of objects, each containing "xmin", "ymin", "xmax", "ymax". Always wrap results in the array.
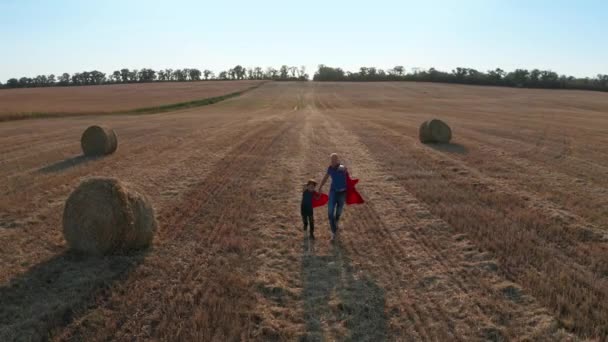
[{"xmin": 301, "ymin": 179, "xmax": 317, "ymax": 239}]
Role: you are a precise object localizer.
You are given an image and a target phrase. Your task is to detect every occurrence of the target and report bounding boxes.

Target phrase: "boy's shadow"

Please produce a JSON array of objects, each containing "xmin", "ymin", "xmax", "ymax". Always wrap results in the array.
[
  {"xmin": 301, "ymin": 239, "xmax": 387, "ymax": 341},
  {"xmin": 0, "ymin": 250, "xmax": 146, "ymax": 341}
]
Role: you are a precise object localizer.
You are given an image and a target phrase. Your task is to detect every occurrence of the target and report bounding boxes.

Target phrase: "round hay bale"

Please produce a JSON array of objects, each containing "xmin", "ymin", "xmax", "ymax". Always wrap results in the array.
[
  {"xmin": 63, "ymin": 177, "xmax": 157, "ymax": 255},
  {"xmin": 419, "ymin": 120, "xmax": 433, "ymax": 143},
  {"xmin": 81, "ymin": 125, "xmax": 118, "ymax": 156},
  {"xmin": 419, "ymin": 119, "xmax": 452, "ymax": 143}
]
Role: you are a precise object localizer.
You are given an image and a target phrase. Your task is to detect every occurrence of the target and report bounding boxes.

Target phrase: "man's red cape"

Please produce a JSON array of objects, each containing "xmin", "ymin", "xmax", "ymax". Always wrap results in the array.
[
  {"xmin": 312, "ymin": 173, "xmax": 364, "ymax": 208},
  {"xmin": 346, "ymin": 174, "xmax": 365, "ymax": 205}
]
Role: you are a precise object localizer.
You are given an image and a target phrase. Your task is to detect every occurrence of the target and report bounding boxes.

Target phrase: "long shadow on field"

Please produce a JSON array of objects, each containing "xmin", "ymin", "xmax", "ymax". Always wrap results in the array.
[
  {"xmin": 426, "ymin": 142, "xmax": 468, "ymax": 154},
  {"xmin": 0, "ymin": 250, "xmax": 146, "ymax": 341},
  {"xmin": 301, "ymin": 239, "xmax": 387, "ymax": 341},
  {"xmin": 38, "ymin": 155, "xmax": 101, "ymax": 173}
]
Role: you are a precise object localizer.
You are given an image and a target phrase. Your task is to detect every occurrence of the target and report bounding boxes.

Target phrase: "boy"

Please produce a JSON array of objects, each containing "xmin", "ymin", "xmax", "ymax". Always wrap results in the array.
[{"xmin": 301, "ymin": 179, "xmax": 317, "ymax": 239}]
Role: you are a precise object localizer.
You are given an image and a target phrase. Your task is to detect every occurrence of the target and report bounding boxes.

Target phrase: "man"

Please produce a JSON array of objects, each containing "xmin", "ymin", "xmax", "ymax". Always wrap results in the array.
[{"xmin": 318, "ymin": 153, "xmax": 347, "ymax": 241}]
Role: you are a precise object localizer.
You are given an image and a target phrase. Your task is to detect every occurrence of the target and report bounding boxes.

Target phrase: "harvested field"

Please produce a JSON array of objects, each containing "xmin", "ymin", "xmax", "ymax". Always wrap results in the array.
[
  {"xmin": 1, "ymin": 81, "xmax": 608, "ymax": 340},
  {"xmin": 0, "ymin": 80, "xmax": 262, "ymax": 119}
]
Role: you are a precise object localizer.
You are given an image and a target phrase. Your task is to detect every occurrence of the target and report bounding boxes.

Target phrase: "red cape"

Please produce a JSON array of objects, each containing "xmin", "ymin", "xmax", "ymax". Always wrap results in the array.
[
  {"xmin": 312, "ymin": 192, "xmax": 328, "ymax": 208},
  {"xmin": 346, "ymin": 173, "xmax": 365, "ymax": 205},
  {"xmin": 312, "ymin": 173, "xmax": 364, "ymax": 208}
]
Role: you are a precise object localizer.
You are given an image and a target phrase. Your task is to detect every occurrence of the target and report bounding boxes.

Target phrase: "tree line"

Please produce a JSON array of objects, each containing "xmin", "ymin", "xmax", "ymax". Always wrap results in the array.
[
  {"xmin": 1, "ymin": 65, "xmax": 309, "ymax": 88},
  {"xmin": 313, "ymin": 65, "xmax": 608, "ymax": 92},
  {"xmin": 3, "ymin": 63, "xmax": 607, "ymax": 93}
]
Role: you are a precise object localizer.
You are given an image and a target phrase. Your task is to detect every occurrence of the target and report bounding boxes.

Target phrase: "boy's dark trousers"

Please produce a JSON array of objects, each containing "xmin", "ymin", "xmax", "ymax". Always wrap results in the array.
[{"xmin": 301, "ymin": 208, "xmax": 314, "ymax": 236}]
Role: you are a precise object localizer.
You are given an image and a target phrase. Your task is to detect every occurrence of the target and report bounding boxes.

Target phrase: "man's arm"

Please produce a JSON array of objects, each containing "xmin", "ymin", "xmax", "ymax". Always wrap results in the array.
[{"xmin": 318, "ymin": 173, "xmax": 329, "ymax": 193}]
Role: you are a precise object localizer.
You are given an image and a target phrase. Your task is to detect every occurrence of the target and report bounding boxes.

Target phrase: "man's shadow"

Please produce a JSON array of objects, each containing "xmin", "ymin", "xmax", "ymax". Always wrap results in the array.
[
  {"xmin": 0, "ymin": 250, "xmax": 146, "ymax": 341},
  {"xmin": 301, "ymin": 239, "xmax": 387, "ymax": 341}
]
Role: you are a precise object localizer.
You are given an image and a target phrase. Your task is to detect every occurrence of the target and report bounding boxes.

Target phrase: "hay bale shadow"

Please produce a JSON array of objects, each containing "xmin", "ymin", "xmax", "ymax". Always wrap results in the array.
[
  {"xmin": 425, "ymin": 142, "xmax": 468, "ymax": 155},
  {"xmin": 0, "ymin": 250, "xmax": 146, "ymax": 341},
  {"xmin": 38, "ymin": 155, "xmax": 100, "ymax": 174},
  {"xmin": 301, "ymin": 240, "xmax": 387, "ymax": 341}
]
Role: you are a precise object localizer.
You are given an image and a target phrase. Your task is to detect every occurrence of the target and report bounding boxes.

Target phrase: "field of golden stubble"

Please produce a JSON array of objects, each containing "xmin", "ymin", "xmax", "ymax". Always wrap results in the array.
[{"xmin": 2, "ymin": 81, "xmax": 608, "ymax": 341}]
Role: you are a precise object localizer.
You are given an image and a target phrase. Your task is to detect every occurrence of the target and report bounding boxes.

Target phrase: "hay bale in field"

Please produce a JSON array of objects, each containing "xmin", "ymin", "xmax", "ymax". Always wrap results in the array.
[
  {"xmin": 62, "ymin": 177, "xmax": 157, "ymax": 255},
  {"xmin": 81, "ymin": 125, "xmax": 118, "ymax": 156},
  {"xmin": 419, "ymin": 119, "xmax": 452, "ymax": 144}
]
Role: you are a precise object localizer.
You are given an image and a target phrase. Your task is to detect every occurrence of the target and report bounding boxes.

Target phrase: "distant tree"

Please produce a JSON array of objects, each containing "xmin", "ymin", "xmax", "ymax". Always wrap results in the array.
[
  {"xmin": 164, "ymin": 69, "xmax": 174, "ymax": 81},
  {"xmin": 188, "ymin": 68, "xmax": 201, "ymax": 81},
  {"xmin": 540, "ymin": 70, "xmax": 559, "ymax": 87},
  {"xmin": 58, "ymin": 73, "xmax": 70, "ymax": 85},
  {"xmin": 597, "ymin": 74, "xmax": 608, "ymax": 87},
  {"xmin": 6, "ymin": 78, "xmax": 18, "ymax": 87},
  {"xmin": 70, "ymin": 73, "xmax": 81, "ymax": 85},
  {"xmin": 359, "ymin": 67, "xmax": 368, "ymax": 79},
  {"xmin": 280, "ymin": 65, "xmax": 289, "ymax": 79},
  {"xmin": 289, "ymin": 66, "xmax": 297, "ymax": 78},
  {"xmin": 47, "ymin": 74, "xmax": 56, "ymax": 85},
  {"xmin": 173, "ymin": 69, "xmax": 188, "ymax": 81},
  {"xmin": 232, "ymin": 65, "xmax": 245, "ymax": 80},
  {"xmin": 90, "ymin": 70, "xmax": 106, "ymax": 84},
  {"xmin": 33, "ymin": 75, "xmax": 47, "ymax": 87},
  {"xmin": 529, "ymin": 69, "xmax": 541, "ymax": 86},
  {"xmin": 266, "ymin": 67, "xmax": 278, "ymax": 79},
  {"xmin": 129, "ymin": 69, "xmax": 139, "ymax": 82},
  {"xmin": 138, "ymin": 68, "xmax": 156, "ymax": 82},
  {"xmin": 247, "ymin": 68, "xmax": 254, "ymax": 80},
  {"xmin": 299, "ymin": 65, "xmax": 307, "ymax": 80},
  {"xmin": 120, "ymin": 68, "xmax": 130, "ymax": 83},
  {"xmin": 367, "ymin": 67, "xmax": 378, "ymax": 78},
  {"xmin": 313, "ymin": 65, "xmax": 346, "ymax": 81},
  {"xmin": 110, "ymin": 70, "xmax": 121, "ymax": 82},
  {"xmin": 218, "ymin": 71, "xmax": 228, "ymax": 80},
  {"xmin": 203, "ymin": 69, "xmax": 213, "ymax": 80},
  {"xmin": 254, "ymin": 67, "xmax": 263, "ymax": 79},
  {"xmin": 487, "ymin": 68, "xmax": 505, "ymax": 83},
  {"xmin": 392, "ymin": 65, "xmax": 405, "ymax": 76}
]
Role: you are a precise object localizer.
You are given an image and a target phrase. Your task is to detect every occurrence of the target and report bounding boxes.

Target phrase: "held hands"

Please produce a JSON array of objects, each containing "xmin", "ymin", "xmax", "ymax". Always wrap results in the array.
[{"xmin": 315, "ymin": 189, "xmax": 322, "ymax": 199}]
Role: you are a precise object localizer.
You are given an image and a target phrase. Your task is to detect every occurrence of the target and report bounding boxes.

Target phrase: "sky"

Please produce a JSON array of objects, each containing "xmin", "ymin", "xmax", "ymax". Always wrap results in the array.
[{"xmin": 0, "ymin": 0, "xmax": 606, "ymax": 81}]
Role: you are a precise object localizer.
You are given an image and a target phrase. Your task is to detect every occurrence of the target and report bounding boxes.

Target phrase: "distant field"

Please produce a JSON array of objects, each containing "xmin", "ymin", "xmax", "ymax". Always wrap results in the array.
[
  {"xmin": 0, "ymin": 80, "xmax": 262, "ymax": 117},
  {"xmin": 2, "ymin": 82, "xmax": 608, "ymax": 340}
]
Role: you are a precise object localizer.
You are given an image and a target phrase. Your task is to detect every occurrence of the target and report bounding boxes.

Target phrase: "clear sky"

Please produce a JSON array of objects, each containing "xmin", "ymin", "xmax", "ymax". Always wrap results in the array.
[{"xmin": 1, "ymin": 0, "xmax": 606, "ymax": 81}]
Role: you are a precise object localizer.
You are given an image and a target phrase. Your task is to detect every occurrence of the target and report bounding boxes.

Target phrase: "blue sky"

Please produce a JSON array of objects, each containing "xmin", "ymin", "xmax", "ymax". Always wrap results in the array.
[{"xmin": 0, "ymin": 0, "xmax": 606, "ymax": 81}]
